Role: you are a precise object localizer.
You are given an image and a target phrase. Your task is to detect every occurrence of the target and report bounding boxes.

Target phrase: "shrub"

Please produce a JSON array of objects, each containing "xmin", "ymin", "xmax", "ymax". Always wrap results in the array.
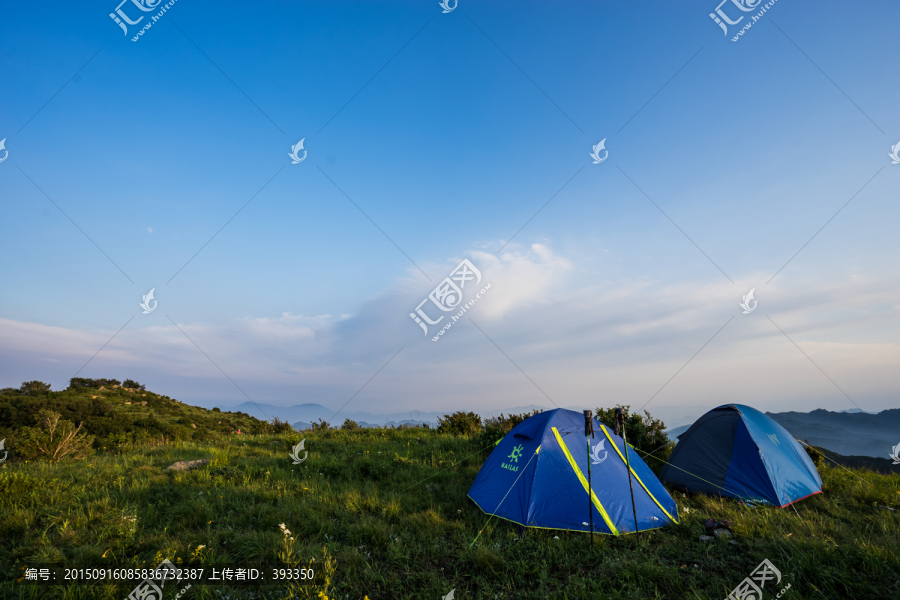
[
  {"xmin": 803, "ymin": 440, "xmax": 825, "ymax": 470},
  {"xmin": 476, "ymin": 410, "xmax": 542, "ymax": 451},
  {"xmin": 19, "ymin": 381, "xmax": 52, "ymax": 395},
  {"xmin": 437, "ymin": 411, "xmax": 482, "ymax": 437},
  {"xmin": 68, "ymin": 378, "xmax": 95, "ymax": 389},
  {"xmin": 341, "ymin": 419, "xmax": 360, "ymax": 431},
  {"xmin": 122, "ymin": 379, "xmax": 146, "ymax": 391},
  {"xmin": 594, "ymin": 405, "xmax": 671, "ymax": 472},
  {"xmin": 67, "ymin": 378, "xmax": 123, "ymax": 390},
  {"xmin": 310, "ymin": 419, "xmax": 331, "ymax": 432},
  {"xmin": 17, "ymin": 410, "xmax": 94, "ymax": 461},
  {"xmin": 267, "ymin": 417, "xmax": 294, "ymax": 434}
]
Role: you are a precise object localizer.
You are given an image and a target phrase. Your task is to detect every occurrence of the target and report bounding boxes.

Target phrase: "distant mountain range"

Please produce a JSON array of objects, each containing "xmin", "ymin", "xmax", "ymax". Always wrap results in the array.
[
  {"xmin": 766, "ymin": 408, "xmax": 899, "ymax": 459},
  {"xmin": 665, "ymin": 408, "xmax": 899, "ymax": 459},
  {"xmin": 225, "ymin": 402, "xmax": 586, "ymax": 431},
  {"xmin": 225, "ymin": 401, "xmax": 897, "ymax": 460}
]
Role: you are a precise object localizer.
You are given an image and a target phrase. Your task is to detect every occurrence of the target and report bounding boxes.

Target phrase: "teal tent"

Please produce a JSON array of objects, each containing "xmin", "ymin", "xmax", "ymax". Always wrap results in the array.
[
  {"xmin": 660, "ymin": 404, "xmax": 823, "ymax": 507},
  {"xmin": 468, "ymin": 409, "xmax": 678, "ymax": 535}
]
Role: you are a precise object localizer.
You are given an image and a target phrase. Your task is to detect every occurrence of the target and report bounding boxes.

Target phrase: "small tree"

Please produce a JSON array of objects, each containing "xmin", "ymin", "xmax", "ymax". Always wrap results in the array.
[
  {"xmin": 268, "ymin": 416, "xmax": 294, "ymax": 434},
  {"xmin": 18, "ymin": 410, "xmax": 94, "ymax": 461},
  {"xmin": 310, "ymin": 419, "xmax": 331, "ymax": 432},
  {"xmin": 594, "ymin": 405, "xmax": 670, "ymax": 471},
  {"xmin": 478, "ymin": 410, "xmax": 542, "ymax": 450},
  {"xmin": 437, "ymin": 411, "xmax": 482, "ymax": 437},
  {"xmin": 341, "ymin": 419, "xmax": 359, "ymax": 431},
  {"xmin": 69, "ymin": 377, "xmax": 95, "ymax": 389},
  {"xmin": 123, "ymin": 379, "xmax": 146, "ymax": 391},
  {"xmin": 19, "ymin": 381, "xmax": 52, "ymax": 395}
]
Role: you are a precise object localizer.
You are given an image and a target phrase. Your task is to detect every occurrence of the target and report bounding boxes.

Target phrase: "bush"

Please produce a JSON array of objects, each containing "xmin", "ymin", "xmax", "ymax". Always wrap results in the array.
[
  {"xmin": 122, "ymin": 379, "xmax": 146, "ymax": 391},
  {"xmin": 341, "ymin": 419, "xmax": 359, "ymax": 431},
  {"xmin": 17, "ymin": 410, "xmax": 94, "ymax": 461},
  {"xmin": 266, "ymin": 417, "xmax": 294, "ymax": 434},
  {"xmin": 68, "ymin": 378, "xmax": 95, "ymax": 389},
  {"xmin": 594, "ymin": 405, "xmax": 671, "ymax": 472},
  {"xmin": 310, "ymin": 419, "xmax": 331, "ymax": 432},
  {"xmin": 802, "ymin": 439, "xmax": 825, "ymax": 470},
  {"xmin": 67, "ymin": 378, "xmax": 122, "ymax": 390},
  {"xmin": 437, "ymin": 411, "xmax": 482, "ymax": 437},
  {"xmin": 19, "ymin": 381, "xmax": 51, "ymax": 395},
  {"xmin": 476, "ymin": 410, "xmax": 542, "ymax": 451}
]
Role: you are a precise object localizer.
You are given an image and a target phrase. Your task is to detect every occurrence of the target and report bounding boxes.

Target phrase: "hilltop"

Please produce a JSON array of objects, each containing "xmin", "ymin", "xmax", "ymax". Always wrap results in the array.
[{"xmin": 0, "ymin": 379, "xmax": 276, "ymax": 456}]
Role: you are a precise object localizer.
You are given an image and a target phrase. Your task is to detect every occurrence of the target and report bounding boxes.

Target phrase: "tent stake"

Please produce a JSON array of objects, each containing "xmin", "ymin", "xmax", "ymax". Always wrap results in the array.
[
  {"xmin": 616, "ymin": 408, "xmax": 639, "ymax": 534},
  {"xmin": 584, "ymin": 410, "xmax": 595, "ymax": 547}
]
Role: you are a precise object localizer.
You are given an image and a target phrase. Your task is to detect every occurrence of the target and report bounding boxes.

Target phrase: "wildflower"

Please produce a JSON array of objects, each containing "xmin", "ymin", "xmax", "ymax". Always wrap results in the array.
[{"xmin": 279, "ymin": 523, "xmax": 286, "ymax": 530}]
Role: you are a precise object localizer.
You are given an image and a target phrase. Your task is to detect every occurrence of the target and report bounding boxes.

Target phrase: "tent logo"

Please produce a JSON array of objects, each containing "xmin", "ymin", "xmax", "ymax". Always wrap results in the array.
[
  {"xmin": 501, "ymin": 444, "xmax": 524, "ymax": 472},
  {"xmin": 591, "ymin": 439, "xmax": 608, "ymax": 464},
  {"xmin": 768, "ymin": 433, "xmax": 780, "ymax": 445}
]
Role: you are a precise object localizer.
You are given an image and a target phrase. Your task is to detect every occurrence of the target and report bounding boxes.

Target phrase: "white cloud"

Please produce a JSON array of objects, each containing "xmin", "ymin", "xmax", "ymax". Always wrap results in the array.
[{"xmin": 1, "ymin": 243, "xmax": 897, "ymax": 415}]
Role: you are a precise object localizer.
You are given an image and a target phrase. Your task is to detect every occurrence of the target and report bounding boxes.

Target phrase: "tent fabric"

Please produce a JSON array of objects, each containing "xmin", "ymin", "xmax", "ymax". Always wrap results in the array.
[
  {"xmin": 467, "ymin": 409, "xmax": 679, "ymax": 535},
  {"xmin": 660, "ymin": 404, "xmax": 823, "ymax": 507}
]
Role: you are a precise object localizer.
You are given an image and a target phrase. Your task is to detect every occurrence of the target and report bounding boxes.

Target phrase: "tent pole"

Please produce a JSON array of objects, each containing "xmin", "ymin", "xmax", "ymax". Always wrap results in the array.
[
  {"xmin": 617, "ymin": 408, "xmax": 639, "ymax": 534},
  {"xmin": 584, "ymin": 410, "xmax": 595, "ymax": 547}
]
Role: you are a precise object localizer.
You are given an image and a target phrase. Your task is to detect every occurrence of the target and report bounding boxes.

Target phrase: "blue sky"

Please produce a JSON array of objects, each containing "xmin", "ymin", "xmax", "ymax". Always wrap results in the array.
[{"xmin": 1, "ymin": 0, "xmax": 898, "ymax": 427}]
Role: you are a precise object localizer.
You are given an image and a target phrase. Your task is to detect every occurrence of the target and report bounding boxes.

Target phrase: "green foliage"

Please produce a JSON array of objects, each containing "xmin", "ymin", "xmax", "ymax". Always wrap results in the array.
[
  {"xmin": 68, "ymin": 377, "xmax": 95, "ymax": 389},
  {"xmin": 310, "ymin": 418, "xmax": 331, "ymax": 432},
  {"xmin": 19, "ymin": 380, "xmax": 51, "ymax": 395},
  {"xmin": 803, "ymin": 440, "xmax": 826, "ymax": 470},
  {"xmin": 0, "ymin": 426, "xmax": 897, "ymax": 599},
  {"xmin": 67, "ymin": 377, "xmax": 122, "ymax": 389},
  {"xmin": 436, "ymin": 411, "xmax": 482, "ymax": 437},
  {"xmin": 0, "ymin": 380, "xmax": 268, "ymax": 457},
  {"xmin": 15, "ymin": 409, "xmax": 94, "ymax": 461},
  {"xmin": 341, "ymin": 418, "xmax": 360, "ymax": 431},
  {"xmin": 476, "ymin": 410, "xmax": 542, "ymax": 451},
  {"xmin": 595, "ymin": 404, "xmax": 672, "ymax": 471},
  {"xmin": 122, "ymin": 379, "xmax": 145, "ymax": 391},
  {"xmin": 264, "ymin": 416, "xmax": 294, "ymax": 434}
]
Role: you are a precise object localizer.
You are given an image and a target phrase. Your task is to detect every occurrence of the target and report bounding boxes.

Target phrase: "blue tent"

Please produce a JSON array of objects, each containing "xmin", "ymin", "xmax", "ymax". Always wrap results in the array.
[
  {"xmin": 660, "ymin": 404, "xmax": 822, "ymax": 507},
  {"xmin": 467, "ymin": 409, "xmax": 678, "ymax": 535}
]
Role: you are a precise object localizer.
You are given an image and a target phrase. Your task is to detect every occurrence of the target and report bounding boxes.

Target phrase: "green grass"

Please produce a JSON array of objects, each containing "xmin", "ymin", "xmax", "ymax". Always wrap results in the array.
[{"xmin": 1, "ymin": 427, "xmax": 898, "ymax": 599}]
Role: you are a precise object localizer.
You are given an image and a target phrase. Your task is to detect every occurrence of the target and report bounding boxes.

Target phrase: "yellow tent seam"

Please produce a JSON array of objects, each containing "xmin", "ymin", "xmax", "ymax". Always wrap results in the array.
[
  {"xmin": 599, "ymin": 424, "xmax": 679, "ymax": 524},
  {"xmin": 551, "ymin": 427, "xmax": 619, "ymax": 536}
]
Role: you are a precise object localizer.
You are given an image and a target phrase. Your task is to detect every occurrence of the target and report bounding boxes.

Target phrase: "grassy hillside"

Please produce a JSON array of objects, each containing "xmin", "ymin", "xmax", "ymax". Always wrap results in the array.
[
  {"xmin": 1, "ymin": 420, "xmax": 898, "ymax": 599},
  {"xmin": 0, "ymin": 383, "xmax": 272, "ymax": 455}
]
